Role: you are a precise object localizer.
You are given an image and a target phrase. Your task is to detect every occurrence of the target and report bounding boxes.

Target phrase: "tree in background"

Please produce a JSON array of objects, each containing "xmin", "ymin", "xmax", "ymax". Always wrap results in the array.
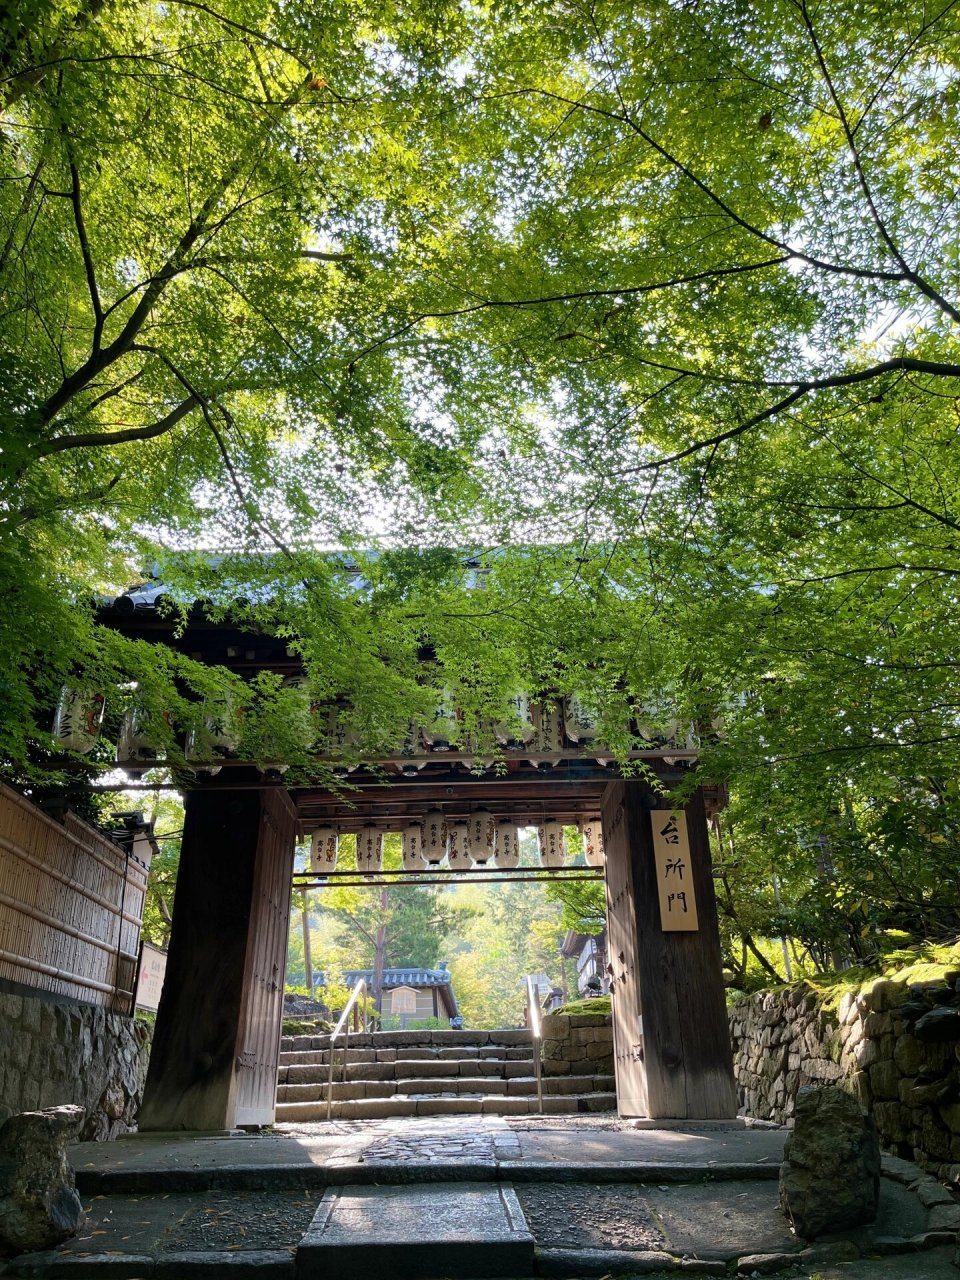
[{"xmin": 287, "ymin": 835, "xmax": 475, "ymax": 1011}]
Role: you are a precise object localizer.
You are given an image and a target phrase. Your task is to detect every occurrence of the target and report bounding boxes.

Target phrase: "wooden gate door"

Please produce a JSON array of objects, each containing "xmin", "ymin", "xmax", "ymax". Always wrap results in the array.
[
  {"xmin": 234, "ymin": 789, "xmax": 296, "ymax": 1127},
  {"xmin": 601, "ymin": 783, "xmax": 648, "ymax": 1115}
]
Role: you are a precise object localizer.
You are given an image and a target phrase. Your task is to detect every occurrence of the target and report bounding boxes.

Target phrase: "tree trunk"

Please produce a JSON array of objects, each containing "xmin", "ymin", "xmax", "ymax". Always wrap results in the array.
[
  {"xmin": 301, "ymin": 891, "xmax": 313, "ymax": 998},
  {"xmin": 371, "ymin": 887, "xmax": 389, "ymax": 1014}
]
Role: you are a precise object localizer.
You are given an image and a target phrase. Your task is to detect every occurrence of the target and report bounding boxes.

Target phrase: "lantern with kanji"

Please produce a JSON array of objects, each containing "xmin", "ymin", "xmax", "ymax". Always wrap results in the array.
[
  {"xmin": 185, "ymin": 692, "xmax": 240, "ymax": 774},
  {"xmin": 422, "ymin": 810, "xmax": 448, "ymax": 866},
  {"xmin": 310, "ymin": 827, "xmax": 339, "ymax": 873},
  {"xmin": 563, "ymin": 695, "xmax": 599, "ymax": 744},
  {"xmin": 52, "ymin": 687, "xmax": 105, "ymax": 754},
  {"xmin": 494, "ymin": 692, "xmax": 536, "ymax": 747},
  {"xmin": 356, "ymin": 826, "xmax": 383, "ymax": 872},
  {"xmin": 537, "ymin": 820, "xmax": 566, "ymax": 869},
  {"xmin": 495, "ymin": 823, "xmax": 521, "ymax": 869},
  {"xmin": 447, "ymin": 821, "xmax": 470, "ymax": 871},
  {"xmin": 421, "ymin": 691, "xmax": 459, "ymax": 751},
  {"xmin": 581, "ymin": 818, "xmax": 604, "ymax": 868},
  {"xmin": 117, "ymin": 701, "xmax": 168, "ymax": 766},
  {"xmin": 467, "ymin": 810, "xmax": 497, "ymax": 865},
  {"xmin": 402, "ymin": 823, "xmax": 425, "ymax": 871}
]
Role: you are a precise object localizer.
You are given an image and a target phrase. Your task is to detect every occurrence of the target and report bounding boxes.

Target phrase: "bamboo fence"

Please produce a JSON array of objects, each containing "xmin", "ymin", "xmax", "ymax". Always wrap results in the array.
[{"xmin": 0, "ymin": 783, "xmax": 149, "ymax": 1010}]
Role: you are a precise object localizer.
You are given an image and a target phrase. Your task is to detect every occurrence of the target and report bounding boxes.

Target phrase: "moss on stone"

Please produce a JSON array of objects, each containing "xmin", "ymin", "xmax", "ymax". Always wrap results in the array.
[
  {"xmin": 553, "ymin": 996, "xmax": 611, "ymax": 1017},
  {"xmin": 789, "ymin": 940, "xmax": 960, "ymax": 1014}
]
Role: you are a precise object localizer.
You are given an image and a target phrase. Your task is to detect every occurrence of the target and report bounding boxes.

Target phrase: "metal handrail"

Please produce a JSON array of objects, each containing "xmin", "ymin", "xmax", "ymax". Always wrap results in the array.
[
  {"xmin": 326, "ymin": 977, "xmax": 369, "ymax": 1121},
  {"xmin": 525, "ymin": 975, "xmax": 544, "ymax": 1115}
]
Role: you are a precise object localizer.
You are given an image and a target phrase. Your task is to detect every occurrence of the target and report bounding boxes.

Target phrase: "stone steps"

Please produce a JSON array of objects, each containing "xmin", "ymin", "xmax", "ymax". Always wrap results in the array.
[
  {"xmin": 278, "ymin": 1073, "xmax": 614, "ymax": 1104},
  {"xmin": 276, "ymin": 1026, "xmax": 616, "ymax": 1122},
  {"xmin": 280, "ymin": 1045, "xmax": 535, "ymax": 1066},
  {"xmin": 280, "ymin": 1057, "xmax": 538, "ymax": 1085},
  {"xmin": 277, "ymin": 1092, "xmax": 618, "ymax": 1121}
]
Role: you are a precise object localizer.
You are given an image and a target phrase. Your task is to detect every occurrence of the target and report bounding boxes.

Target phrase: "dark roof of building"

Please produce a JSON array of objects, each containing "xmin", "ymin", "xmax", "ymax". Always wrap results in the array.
[
  {"xmin": 341, "ymin": 965, "xmax": 459, "ymax": 1017},
  {"xmin": 342, "ymin": 966, "xmax": 452, "ymax": 988}
]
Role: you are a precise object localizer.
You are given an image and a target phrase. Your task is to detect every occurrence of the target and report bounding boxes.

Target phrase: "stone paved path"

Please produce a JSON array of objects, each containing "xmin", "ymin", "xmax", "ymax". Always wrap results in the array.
[{"xmin": 2, "ymin": 1119, "xmax": 954, "ymax": 1277}]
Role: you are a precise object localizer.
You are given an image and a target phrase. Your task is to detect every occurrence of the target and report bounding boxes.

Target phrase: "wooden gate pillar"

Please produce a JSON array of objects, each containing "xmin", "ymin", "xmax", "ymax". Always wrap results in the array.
[
  {"xmin": 138, "ymin": 787, "xmax": 296, "ymax": 1132},
  {"xmin": 601, "ymin": 781, "xmax": 736, "ymax": 1119}
]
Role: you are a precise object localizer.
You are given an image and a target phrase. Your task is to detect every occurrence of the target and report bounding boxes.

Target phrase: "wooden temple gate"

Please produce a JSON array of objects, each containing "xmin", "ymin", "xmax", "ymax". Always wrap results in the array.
[
  {"xmin": 90, "ymin": 594, "xmax": 737, "ymax": 1133},
  {"xmin": 136, "ymin": 762, "xmax": 735, "ymax": 1132}
]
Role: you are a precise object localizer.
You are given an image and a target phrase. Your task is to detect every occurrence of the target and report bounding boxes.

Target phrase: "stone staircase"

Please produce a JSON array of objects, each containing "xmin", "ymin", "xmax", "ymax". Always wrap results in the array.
[{"xmin": 276, "ymin": 1028, "xmax": 616, "ymax": 1121}]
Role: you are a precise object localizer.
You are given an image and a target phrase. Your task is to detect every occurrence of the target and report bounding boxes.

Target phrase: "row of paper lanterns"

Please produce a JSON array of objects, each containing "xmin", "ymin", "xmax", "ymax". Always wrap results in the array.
[
  {"xmin": 52, "ymin": 684, "xmax": 697, "ymax": 765},
  {"xmin": 309, "ymin": 814, "xmax": 605, "ymax": 873},
  {"xmin": 51, "ymin": 686, "xmax": 606, "ymax": 763}
]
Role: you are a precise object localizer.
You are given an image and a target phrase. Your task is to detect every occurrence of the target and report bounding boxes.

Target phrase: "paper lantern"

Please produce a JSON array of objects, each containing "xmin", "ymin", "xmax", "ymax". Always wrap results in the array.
[
  {"xmin": 324, "ymin": 704, "xmax": 360, "ymax": 765},
  {"xmin": 447, "ymin": 821, "xmax": 470, "ymax": 871},
  {"xmin": 537, "ymin": 820, "xmax": 566, "ymax": 869},
  {"xmin": 401, "ymin": 824, "xmax": 425, "ymax": 871},
  {"xmin": 494, "ymin": 823, "xmax": 521, "ymax": 869},
  {"xmin": 581, "ymin": 818, "xmax": 604, "ymax": 868},
  {"xmin": 185, "ymin": 693, "xmax": 240, "ymax": 773},
  {"xmin": 421, "ymin": 691, "xmax": 459, "ymax": 750},
  {"xmin": 52, "ymin": 687, "xmax": 105, "ymax": 754},
  {"xmin": 534, "ymin": 701, "xmax": 564, "ymax": 752},
  {"xmin": 563, "ymin": 696, "xmax": 599, "ymax": 744},
  {"xmin": 356, "ymin": 826, "xmax": 383, "ymax": 873},
  {"xmin": 467, "ymin": 810, "xmax": 497, "ymax": 865},
  {"xmin": 422, "ymin": 810, "xmax": 448, "ymax": 866},
  {"xmin": 117, "ymin": 703, "xmax": 167, "ymax": 766},
  {"xmin": 495, "ymin": 692, "xmax": 536, "ymax": 746},
  {"xmin": 310, "ymin": 827, "xmax": 339, "ymax": 873},
  {"xmin": 527, "ymin": 700, "xmax": 563, "ymax": 768}
]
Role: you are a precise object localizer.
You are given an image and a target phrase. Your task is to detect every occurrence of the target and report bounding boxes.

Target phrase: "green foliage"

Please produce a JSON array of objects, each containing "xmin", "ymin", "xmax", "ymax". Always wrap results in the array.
[{"xmin": 5, "ymin": 0, "xmax": 960, "ymax": 982}]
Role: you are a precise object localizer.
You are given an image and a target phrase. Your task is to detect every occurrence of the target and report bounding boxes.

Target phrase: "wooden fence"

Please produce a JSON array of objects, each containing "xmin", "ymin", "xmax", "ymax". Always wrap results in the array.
[{"xmin": 0, "ymin": 783, "xmax": 149, "ymax": 1010}]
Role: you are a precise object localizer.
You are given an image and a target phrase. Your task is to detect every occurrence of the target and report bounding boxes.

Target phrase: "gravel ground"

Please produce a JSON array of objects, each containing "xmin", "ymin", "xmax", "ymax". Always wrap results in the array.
[
  {"xmin": 516, "ymin": 1181, "xmax": 665, "ymax": 1251},
  {"xmin": 159, "ymin": 1190, "xmax": 318, "ymax": 1252}
]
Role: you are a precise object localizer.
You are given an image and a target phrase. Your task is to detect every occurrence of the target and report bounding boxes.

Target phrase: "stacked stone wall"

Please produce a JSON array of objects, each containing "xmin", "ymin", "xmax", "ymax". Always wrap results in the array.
[
  {"xmin": 541, "ymin": 1012, "xmax": 614, "ymax": 1075},
  {"xmin": 0, "ymin": 981, "xmax": 153, "ymax": 1141},
  {"xmin": 729, "ymin": 973, "xmax": 960, "ymax": 1183}
]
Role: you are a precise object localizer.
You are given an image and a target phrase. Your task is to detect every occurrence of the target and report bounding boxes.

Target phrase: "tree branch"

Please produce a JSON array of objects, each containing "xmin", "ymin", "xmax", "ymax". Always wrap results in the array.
[
  {"xmin": 0, "ymin": 158, "xmax": 45, "ymax": 277},
  {"xmin": 68, "ymin": 157, "xmax": 104, "ymax": 350},
  {"xmin": 349, "ymin": 256, "xmax": 792, "ymax": 361},
  {"xmin": 527, "ymin": 87, "xmax": 913, "ymax": 287},
  {"xmin": 30, "ymin": 395, "xmax": 199, "ymax": 457},
  {"xmin": 35, "ymin": 161, "xmax": 242, "ymax": 428},
  {"xmin": 3, "ymin": 471, "xmax": 122, "ymax": 529},
  {"xmin": 618, "ymin": 357, "xmax": 960, "ymax": 474},
  {"xmin": 796, "ymin": 0, "xmax": 960, "ymax": 325}
]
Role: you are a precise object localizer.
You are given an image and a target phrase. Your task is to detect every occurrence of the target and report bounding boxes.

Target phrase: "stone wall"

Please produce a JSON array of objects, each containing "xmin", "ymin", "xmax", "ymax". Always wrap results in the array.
[
  {"xmin": 729, "ymin": 973, "xmax": 960, "ymax": 1183},
  {"xmin": 541, "ymin": 1012, "xmax": 614, "ymax": 1076},
  {"xmin": 0, "ymin": 980, "xmax": 153, "ymax": 1141}
]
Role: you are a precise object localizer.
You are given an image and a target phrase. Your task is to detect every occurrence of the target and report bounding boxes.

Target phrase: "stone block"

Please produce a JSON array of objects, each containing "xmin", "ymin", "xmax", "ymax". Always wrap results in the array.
[
  {"xmin": 298, "ymin": 1182, "xmax": 533, "ymax": 1279},
  {"xmin": 863, "ymin": 1010, "xmax": 891, "ymax": 1038},
  {"xmin": 870, "ymin": 1059, "xmax": 901, "ymax": 1100},
  {"xmin": 874, "ymin": 1101, "xmax": 909, "ymax": 1143},
  {"xmin": 865, "ymin": 979, "xmax": 907, "ymax": 1013},
  {"xmin": 893, "ymin": 1034, "xmax": 925, "ymax": 1076},
  {"xmin": 916, "ymin": 1007, "xmax": 960, "ymax": 1043},
  {"xmin": 853, "ymin": 1038, "xmax": 878, "ymax": 1069},
  {"xmin": 0, "ymin": 1105, "xmax": 85, "ymax": 1253},
  {"xmin": 779, "ymin": 1085, "xmax": 880, "ymax": 1238}
]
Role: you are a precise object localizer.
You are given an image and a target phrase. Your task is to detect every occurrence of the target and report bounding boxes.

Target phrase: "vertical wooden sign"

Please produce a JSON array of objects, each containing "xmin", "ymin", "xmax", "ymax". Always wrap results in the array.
[{"xmin": 651, "ymin": 811, "xmax": 699, "ymax": 931}]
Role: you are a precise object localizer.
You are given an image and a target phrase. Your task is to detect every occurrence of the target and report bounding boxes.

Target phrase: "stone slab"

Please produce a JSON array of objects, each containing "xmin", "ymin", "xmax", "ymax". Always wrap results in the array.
[{"xmin": 296, "ymin": 1181, "xmax": 534, "ymax": 1278}]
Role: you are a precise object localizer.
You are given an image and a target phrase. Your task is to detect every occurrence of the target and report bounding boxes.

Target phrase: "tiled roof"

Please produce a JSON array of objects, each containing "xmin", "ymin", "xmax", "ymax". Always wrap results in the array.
[{"xmin": 342, "ymin": 967, "xmax": 452, "ymax": 988}]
